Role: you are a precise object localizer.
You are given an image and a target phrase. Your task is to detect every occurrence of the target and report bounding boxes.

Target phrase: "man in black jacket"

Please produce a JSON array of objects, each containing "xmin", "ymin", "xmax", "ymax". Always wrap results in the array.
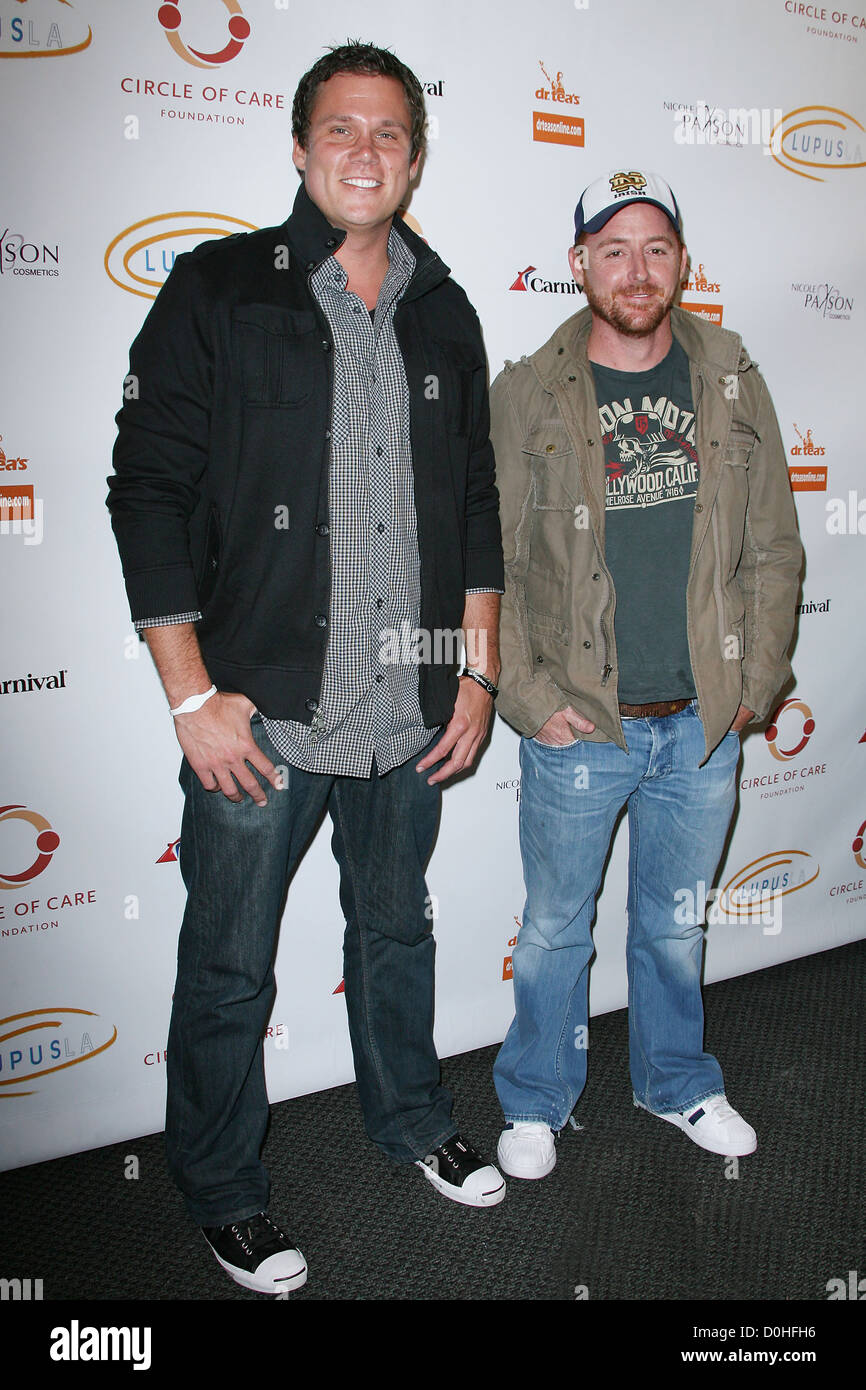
[{"xmin": 108, "ymin": 42, "xmax": 505, "ymax": 1295}]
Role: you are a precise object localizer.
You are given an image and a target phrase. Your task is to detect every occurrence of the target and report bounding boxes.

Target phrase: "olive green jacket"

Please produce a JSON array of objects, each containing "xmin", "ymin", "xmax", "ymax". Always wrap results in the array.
[{"xmin": 490, "ymin": 304, "xmax": 803, "ymax": 760}]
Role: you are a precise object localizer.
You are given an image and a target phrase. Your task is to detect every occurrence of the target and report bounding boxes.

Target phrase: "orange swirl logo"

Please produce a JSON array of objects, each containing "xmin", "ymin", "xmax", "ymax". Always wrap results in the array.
[
  {"xmin": 158, "ymin": 0, "xmax": 250, "ymax": 68},
  {"xmin": 104, "ymin": 211, "xmax": 258, "ymax": 299},
  {"xmin": 0, "ymin": 806, "xmax": 60, "ymax": 889},
  {"xmin": 770, "ymin": 106, "xmax": 865, "ymax": 182},
  {"xmin": 717, "ymin": 850, "xmax": 819, "ymax": 919},
  {"xmin": 0, "ymin": 1008, "xmax": 117, "ymax": 1097},
  {"xmin": 765, "ymin": 698, "xmax": 815, "ymax": 761}
]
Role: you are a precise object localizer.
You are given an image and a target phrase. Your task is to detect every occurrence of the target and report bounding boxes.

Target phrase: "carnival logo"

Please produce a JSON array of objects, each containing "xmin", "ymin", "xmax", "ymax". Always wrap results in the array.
[
  {"xmin": 158, "ymin": 0, "xmax": 250, "ymax": 69},
  {"xmin": 0, "ymin": 1008, "xmax": 117, "ymax": 1097},
  {"xmin": 717, "ymin": 850, "xmax": 819, "ymax": 918},
  {"xmin": 509, "ymin": 263, "xmax": 578, "ymax": 294},
  {"xmin": 155, "ymin": 837, "xmax": 181, "ymax": 863},
  {"xmin": 770, "ymin": 105, "xmax": 865, "ymax": 180},
  {"xmin": 0, "ymin": 807, "xmax": 60, "ymax": 889},
  {"xmin": 104, "ymin": 211, "xmax": 257, "ymax": 299},
  {"xmin": 765, "ymin": 698, "xmax": 815, "ymax": 761},
  {"xmin": 0, "ymin": 0, "xmax": 92, "ymax": 59}
]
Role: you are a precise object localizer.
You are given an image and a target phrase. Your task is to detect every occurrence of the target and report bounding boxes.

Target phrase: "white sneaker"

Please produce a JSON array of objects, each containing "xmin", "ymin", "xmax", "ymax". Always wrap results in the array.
[
  {"xmin": 647, "ymin": 1094, "xmax": 757, "ymax": 1156},
  {"xmin": 497, "ymin": 1122, "xmax": 556, "ymax": 1179}
]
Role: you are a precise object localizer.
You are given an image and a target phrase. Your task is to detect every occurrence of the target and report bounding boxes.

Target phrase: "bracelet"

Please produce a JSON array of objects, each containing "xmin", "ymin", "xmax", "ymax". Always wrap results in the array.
[
  {"xmin": 169, "ymin": 685, "xmax": 217, "ymax": 717},
  {"xmin": 460, "ymin": 667, "xmax": 499, "ymax": 700}
]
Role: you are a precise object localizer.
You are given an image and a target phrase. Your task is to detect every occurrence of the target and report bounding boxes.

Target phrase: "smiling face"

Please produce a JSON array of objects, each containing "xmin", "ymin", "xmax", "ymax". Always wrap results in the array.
[
  {"xmin": 292, "ymin": 71, "xmax": 420, "ymax": 238},
  {"xmin": 568, "ymin": 202, "xmax": 687, "ymax": 338}
]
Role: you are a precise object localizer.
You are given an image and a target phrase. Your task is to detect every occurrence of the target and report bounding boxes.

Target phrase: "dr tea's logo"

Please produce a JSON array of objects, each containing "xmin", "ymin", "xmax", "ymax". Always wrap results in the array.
[
  {"xmin": 765, "ymin": 699, "xmax": 815, "ymax": 761},
  {"xmin": 158, "ymin": 0, "xmax": 250, "ymax": 68},
  {"xmin": 0, "ymin": 806, "xmax": 60, "ymax": 889}
]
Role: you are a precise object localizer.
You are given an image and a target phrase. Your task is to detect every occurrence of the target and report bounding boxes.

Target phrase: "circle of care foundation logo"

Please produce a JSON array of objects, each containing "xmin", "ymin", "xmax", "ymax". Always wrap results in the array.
[
  {"xmin": 0, "ymin": 806, "xmax": 60, "ymax": 889},
  {"xmin": 765, "ymin": 698, "xmax": 815, "ymax": 761},
  {"xmin": 0, "ymin": 1008, "xmax": 117, "ymax": 1097},
  {"xmin": 158, "ymin": 0, "xmax": 250, "ymax": 68},
  {"xmin": 104, "ymin": 211, "xmax": 258, "ymax": 299},
  {"xmin": 770, "ymin": 106, "xmax": 865, "ymax": 181},
  {"xmin": 853, "ymin": 821, "xmax": 866, "ymax": 871}
]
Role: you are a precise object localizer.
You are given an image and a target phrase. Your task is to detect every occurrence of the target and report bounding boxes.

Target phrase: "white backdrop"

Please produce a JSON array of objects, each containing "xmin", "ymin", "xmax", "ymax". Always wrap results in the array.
[{"xmin": 1, "ymin": 0, "xmax": 864, "ymax": 1171}]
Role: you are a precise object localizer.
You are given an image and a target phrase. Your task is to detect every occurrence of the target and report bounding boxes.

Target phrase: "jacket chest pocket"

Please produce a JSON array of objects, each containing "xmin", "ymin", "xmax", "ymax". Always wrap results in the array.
[
  {"xmin": 232, "ymin": 305, "xmax": 320, "ymax": 406},
  {"xmin": 523, "ymin": 430, "xmax": 584, "ymax": 575},
  {"xmin": 430, "ymin": 337, "xmax": 480, "ymax": 436}
]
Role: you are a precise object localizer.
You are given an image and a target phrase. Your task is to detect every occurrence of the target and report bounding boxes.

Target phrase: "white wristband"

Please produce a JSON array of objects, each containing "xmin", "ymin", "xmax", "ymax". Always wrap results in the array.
[{"xmin": 169, "ymin": 685, "xmax": 217, "ymax": 717}]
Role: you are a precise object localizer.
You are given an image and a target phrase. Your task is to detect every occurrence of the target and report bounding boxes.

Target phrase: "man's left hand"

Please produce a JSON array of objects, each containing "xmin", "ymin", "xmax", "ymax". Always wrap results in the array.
[
  {"xmin": 416, "ymin": 676, "xmax": 495, "ymax": 785},
  {"xmin": 730, "ymin": 703, "xmax": 756, "ymax": 734}
]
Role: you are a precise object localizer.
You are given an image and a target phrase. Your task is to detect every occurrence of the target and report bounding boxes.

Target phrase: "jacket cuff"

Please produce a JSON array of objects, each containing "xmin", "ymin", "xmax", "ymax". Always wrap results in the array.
[{"xmin": 123, "ymin": 564, "xmax": 200, "ymax": 625}]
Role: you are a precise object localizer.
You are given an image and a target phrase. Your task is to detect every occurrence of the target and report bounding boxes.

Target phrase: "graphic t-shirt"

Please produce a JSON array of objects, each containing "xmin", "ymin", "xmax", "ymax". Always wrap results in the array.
[{"xmin": 590, "ymin": 339, "xmax": 698, "ymax": 703}]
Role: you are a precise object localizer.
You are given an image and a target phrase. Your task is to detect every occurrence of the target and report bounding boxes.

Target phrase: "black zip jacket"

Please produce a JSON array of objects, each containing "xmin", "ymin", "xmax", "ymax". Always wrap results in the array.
[{"xmin": 107, "ymin": 183, "xmax": 503, "ymax": 726}]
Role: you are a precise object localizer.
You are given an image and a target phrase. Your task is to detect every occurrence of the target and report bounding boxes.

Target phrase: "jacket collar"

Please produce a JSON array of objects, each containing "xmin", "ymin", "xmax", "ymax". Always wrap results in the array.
[
  {"xmin": 531, "ymin": 302, "xmax": 749, "ymax": 389},
  {"xmin": 284, "ymin": 181, "xmax": 449, "ymax": 300}
]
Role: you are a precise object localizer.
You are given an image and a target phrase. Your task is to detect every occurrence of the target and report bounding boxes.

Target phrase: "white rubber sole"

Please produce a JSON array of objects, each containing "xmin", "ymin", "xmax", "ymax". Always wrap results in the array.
[
  {"xmin": 208, "ymin": 1244, "xmax": 308, "ymax": 1294},
  {"xmin": 416, "ymin": 1160, "xmax": 506, "ymax": 1207},
  {"xmin": 497, "ymin": 1133, "xmax": 557, "ymax": 1180}
]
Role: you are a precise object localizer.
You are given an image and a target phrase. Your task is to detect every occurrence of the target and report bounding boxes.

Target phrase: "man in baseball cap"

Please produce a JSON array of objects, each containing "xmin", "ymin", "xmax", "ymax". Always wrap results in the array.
[{"xmin": 489, "ymin": 167, "xmax": 802, "ymax": 1179}]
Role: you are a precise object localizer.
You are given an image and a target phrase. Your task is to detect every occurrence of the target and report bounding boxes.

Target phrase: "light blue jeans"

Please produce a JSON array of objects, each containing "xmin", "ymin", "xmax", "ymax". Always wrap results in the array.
[{"xmin": 494, "ymin": 703, "xmax": 739, "ymax": 1128}]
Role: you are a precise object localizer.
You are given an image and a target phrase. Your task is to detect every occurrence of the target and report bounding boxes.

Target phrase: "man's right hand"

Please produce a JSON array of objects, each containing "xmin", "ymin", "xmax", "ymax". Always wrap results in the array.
[
  {"xmin": 173, "ymin": 692, "xmax": 281, "ymax": 806},
  {"xmin": 533, "ymin": 705, "xmax": 596, "ymax": 746}
]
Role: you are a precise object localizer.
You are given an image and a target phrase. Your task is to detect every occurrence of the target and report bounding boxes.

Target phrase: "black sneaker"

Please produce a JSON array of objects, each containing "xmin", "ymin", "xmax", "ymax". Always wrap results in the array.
[
  {"xmin": 201, "ymin": 1212, "xmax": 307, "ymax": 1294},
  {"xmin": 415, "ymin": 1132, "xmax": 506, "ymax": 1207}
]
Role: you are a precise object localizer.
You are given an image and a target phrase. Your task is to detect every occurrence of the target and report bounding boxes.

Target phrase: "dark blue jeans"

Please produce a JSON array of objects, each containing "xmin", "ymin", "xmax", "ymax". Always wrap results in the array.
[{"xmin": 165, "ymin": 716, "xmax": 454, "ymax": 1225}]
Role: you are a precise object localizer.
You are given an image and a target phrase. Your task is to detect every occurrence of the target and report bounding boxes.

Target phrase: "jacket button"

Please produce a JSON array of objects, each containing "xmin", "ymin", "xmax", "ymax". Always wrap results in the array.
[
  {"xmin": 711, "ymin": 439, "xmax": 719, "ymax": 448},
  {"xmin": 591, "ymin": 572, "xmax": 600, "ymax": 581},
  {"xmin": 305, "ymin": 699, "xmax": 319, "ymax": 712},
  {"xmin": 536, "ymin": 655, "xmax": 544, "ymax": 664},
  {"xmin": 305, "ymin": 261, "xmax": 316, "ymax": 271},
  {"xmin": 568, "ymin": 375, "xmax": 576, "ymax": 382},
  {"xmin": 587, "ymin": 438, "xmax": 595, "ymax": 447},
  {"xmin": 315, "ymin": 614, "xmax": 328, "ymax": 628},
  {"xmin": 325, "ymin": 237, "xmax": 337, "ymax": 248},
  {"xmin": 583, "ymin": 640, "xmax": 591, "ymax": 649},
  {"xmin": 321, "ymin": 340, "xmax": 331, "ymax": 352},
  {"xmin": 545, "ymin": 444, "xmax": 555, "ymax": 453},
  {"xmin": 695, "ymin": 502, "xmax": 704, "ymax": 513},
  {"xmin": 316, "ymin": 522, "xmax": 329, "ymax": 536}
]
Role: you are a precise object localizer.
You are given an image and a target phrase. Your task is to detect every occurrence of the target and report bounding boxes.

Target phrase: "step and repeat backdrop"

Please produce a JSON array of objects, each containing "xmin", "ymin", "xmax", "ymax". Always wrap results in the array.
[{"xmin": 1, "ymin": 0, "xmax": 864, "ymax": 1170}]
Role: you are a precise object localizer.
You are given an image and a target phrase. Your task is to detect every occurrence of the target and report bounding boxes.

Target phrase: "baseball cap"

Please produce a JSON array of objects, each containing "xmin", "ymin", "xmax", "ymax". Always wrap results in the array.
[{"xmin": 574, "ymin": 169, "xmax": 681, "ymax": 240}]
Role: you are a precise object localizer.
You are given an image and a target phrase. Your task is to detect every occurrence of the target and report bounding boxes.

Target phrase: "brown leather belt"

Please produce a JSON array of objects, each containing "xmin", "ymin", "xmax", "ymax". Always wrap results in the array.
[{"xmin": 618, "ymin": 698, "xmax": 692, "ymax": 719}]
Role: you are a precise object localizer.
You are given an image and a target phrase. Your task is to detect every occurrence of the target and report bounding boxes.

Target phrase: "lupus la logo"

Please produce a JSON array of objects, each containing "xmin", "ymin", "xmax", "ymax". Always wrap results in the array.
[
  {"xmin": 765, "ymin": 698, "xmax": 815, "ymax": 761},
  {"xmin": 716, "ymin": 850, "xmax": 819, "ymax": 920},
  {"xmin": 770, "ymin": 105, "xmax": 865, "ymax": 180},
  {"xmin": 509, "ymin": 264, "xmax": 578, "ymax": 294},
  {"xmin": 158, "ymin": 0, "xmax": 250, "ymax": 68},
  {"xmin": 104, "ymin": 211, "xmax": 257, "ymax": 299},
  {"xmin": 0, "ymin": 806, "xmax": 60, "ymax": 889},
  {"xmin": 0, "ymin": 0, "xmax": 93, "ymax": 59},
  {"xmin": 0, "ymin": 1007, "xmax": 117, "ymax": 1097}
]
